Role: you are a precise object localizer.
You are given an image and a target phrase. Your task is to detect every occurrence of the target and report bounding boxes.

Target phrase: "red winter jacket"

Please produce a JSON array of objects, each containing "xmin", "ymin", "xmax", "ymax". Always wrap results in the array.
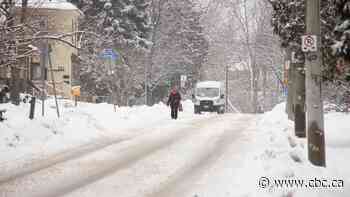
[{"xmin": 167, "ymin": 90, "xmax": 181, "ymax": 107}]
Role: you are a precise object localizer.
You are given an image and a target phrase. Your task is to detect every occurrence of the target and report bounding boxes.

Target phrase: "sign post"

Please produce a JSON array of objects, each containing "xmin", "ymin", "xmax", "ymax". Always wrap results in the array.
[
  {"xmin": 101, "ymin": 48, "xmax": 119, "ymax": 60},
  {"xmin": 101, "ymin": 49, "xmax": 119, "ymax": 108}
]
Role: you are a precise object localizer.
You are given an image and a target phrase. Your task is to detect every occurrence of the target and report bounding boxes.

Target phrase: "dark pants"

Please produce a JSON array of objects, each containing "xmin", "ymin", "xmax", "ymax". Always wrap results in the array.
[
  {"xmin": 0, "ymin": 91, "xmax": 4, "ymax": 103},
  {"xmin": 171, "ymin": 105, "xmax": 178, "ymax": 119}
]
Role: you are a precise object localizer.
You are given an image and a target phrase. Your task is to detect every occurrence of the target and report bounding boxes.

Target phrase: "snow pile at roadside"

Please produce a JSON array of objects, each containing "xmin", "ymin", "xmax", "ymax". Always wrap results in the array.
[
  {"xmin": 0, "ymin": 98, "xmax": 199, "ymax": 174},
  {"xmin": 249, "ymin": 102, "xmax": 350, "ymax": 197},
  {"xmin": 75, "ymin": 99, "xmax": 197, "ymax": 131}
]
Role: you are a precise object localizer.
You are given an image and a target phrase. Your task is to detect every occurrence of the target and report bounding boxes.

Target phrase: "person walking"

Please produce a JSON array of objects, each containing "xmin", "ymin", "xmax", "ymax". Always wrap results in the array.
[{"xmin": 167, "ymin": 87, "xmax": 182, "ymax": 119}]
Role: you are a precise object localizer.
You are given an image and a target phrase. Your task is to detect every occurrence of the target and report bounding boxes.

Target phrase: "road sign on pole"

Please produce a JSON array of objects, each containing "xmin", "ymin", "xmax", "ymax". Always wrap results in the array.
[
  {"xmin": 302, "ymin": 35, "xmax": 317, "ymax": 52},
  {"xmin": 101, "ymin": 48, "xmax": 119, "ymax": 60}
]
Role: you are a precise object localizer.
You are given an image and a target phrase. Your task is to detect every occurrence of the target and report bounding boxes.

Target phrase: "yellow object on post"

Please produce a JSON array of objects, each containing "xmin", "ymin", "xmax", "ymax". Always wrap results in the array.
[
  {"xmin": 71, "ymin": 86, "xmax": 81, "ymax": 97},
  {"xmin": 283, "ymin": 61, "xmax": 289, "ymax": 86}
]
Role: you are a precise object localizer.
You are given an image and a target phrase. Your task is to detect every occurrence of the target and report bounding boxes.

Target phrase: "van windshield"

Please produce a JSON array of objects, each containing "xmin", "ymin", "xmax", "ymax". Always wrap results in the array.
[{"xmin": 196, "ymin": 88, "xmax": 219, "ymax": 98}]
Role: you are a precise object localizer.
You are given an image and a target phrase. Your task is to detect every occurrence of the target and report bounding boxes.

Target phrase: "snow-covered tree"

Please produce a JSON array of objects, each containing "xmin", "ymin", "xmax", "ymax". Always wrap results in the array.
[
  {"xmin": 268, "ymin": 0, "xmax": 339, "ymax": 80},
  {"xmin": 70, "ymin": 0, "xmax": 151, "ymax": 48},
  {"xmin": 333, "ymin": 0, "xmax": 350, "ymax": 60},
  {"xmin": 146, "ymin": 0, "xmax": 209, "ymax": 104},
  {"xmin": 332, "ymin": 0, "xmax": 350, "ymax": 81},
  {"xmin": 69, "ymin": 0, "xmax": 152, "ymax": 104},
  {"xmin": 196, "ymin": 0, "xmax": 284, "ymax": 112}
]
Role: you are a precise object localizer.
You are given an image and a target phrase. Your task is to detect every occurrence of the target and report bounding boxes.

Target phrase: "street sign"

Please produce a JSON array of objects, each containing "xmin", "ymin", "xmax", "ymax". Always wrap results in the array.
[
  {"xmin": 165, "ymin": 79, "xmax": 171, "ymax": 87},
  {"xmin": 284, "ymin": 87, "xmax": 288, "ymax": 97},
  {"xmin": 302, "ymin": 35, "xmax": 317, "ymax": 52},
  {"xmin": 101, "ymin": 48, "xmax": 119, "ymax": 60}
]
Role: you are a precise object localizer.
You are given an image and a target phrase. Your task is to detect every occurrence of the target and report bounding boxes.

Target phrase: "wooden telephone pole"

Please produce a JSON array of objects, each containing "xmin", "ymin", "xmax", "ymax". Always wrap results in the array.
[
  {"xmin": 293, "ymin": 51, "xmax": 306, "ymax": 138},
  {"xmin": 225, "ymin": 65, "xmax": 228, "ymax": 112},
  {"xmin": 40, "ymin": 19, "xmax": 48, "ymax": 116},
  {"xmin": 305, "ymin": 0, "xmax": 326, "ymax": 166},
  {"xmin": 285, "ymin": 48, "xmax": 295, "ymax": 121}
]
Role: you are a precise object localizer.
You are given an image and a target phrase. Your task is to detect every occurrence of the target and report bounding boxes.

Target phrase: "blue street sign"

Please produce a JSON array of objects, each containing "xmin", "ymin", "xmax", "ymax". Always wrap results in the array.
[
  {"xmin": 284, "ymin": 87, "xmax": 288, "ymax": 97},
  {"xmin": 101, "ymin": 48, "xmax": 119, "ymax": 60}
]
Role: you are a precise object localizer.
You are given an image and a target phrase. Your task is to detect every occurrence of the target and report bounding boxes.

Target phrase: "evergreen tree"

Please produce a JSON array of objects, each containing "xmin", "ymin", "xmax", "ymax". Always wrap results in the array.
[
  {"xmin": 70, "ymin": 0, "xmax": 151, "ymax": 48},
  {"xmin": 68, "ymin": 0, "xmax": 152, "ymax": 101},
  {"xmin": 268, "ymin": 0, "xmax": 337, "ymax": 80},
  {"xmin": 333, "ymin": 0, "xmax": 350, "ymax": 62}
]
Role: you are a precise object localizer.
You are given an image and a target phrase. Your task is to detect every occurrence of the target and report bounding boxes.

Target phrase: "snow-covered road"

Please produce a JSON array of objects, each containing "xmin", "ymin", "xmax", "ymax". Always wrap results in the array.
[{"xmin": 0, "ymin": 113, "xmax": 258, "ymax": 197}]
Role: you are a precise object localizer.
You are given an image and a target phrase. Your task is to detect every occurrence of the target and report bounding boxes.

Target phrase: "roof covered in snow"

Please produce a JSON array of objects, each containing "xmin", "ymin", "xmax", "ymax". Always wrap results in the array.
[
  {"xmin": 15, "ymin": 0, "xmax": 79, "ymax": 11},
  {"xmin": 196, "ymin": 81, "xmax": 222, "ymax": 88}
]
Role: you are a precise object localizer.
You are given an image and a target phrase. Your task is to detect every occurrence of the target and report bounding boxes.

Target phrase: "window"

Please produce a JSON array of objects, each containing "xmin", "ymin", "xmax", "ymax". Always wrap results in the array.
[{"xmin": 196, "ymin": 88, "xmax": 220, "ymax": 98}]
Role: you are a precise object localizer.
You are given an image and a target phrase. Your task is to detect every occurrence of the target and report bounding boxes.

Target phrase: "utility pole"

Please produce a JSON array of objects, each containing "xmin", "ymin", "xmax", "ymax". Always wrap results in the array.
[
  {"xmin": 144, "ymin": 63, "xmax": 148, "ymax": 106},
  {"xmin": 48, "ymin": 46, "xmax": 60, "ymax": 118},
  {"xmin": 305, "ymin": 0, "xmax": 325, "ymax": 166},
  {"xmin": 40, "ymin": 39, "xmax": 48, "ymax": 116},
  {"xmin": 292, "ymin": 51, "xmax": 306, "ymax": 138},
  {"xmin": 225, "ymin": 65, "xmax": 228, "ymax": 112},
  {"xmin": 286, "ymin": 48, "xmax": 295, "ymax": 121},
  {"xmin": 40, "ymin": 19, "xmax": 48, "ymax": 116}
]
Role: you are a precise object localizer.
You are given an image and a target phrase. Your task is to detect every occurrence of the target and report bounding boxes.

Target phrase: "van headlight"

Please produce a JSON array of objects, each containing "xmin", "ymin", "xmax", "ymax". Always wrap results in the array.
[{"xmin": 214, "ymin": 99, "xmax": 222, "ymax": 105}]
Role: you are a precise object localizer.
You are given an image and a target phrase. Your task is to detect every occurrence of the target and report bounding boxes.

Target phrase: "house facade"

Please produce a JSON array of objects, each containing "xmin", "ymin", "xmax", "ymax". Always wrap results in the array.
[{"xmin": 15, "ymin": 0, "xmax": 82, "ymax": 98}]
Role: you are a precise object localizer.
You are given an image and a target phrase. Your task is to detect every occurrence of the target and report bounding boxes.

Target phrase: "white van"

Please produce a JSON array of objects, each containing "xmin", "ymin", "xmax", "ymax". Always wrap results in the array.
[{"xmin": 192, "ymin": 81, "xmax": 225, "ymax": 114}]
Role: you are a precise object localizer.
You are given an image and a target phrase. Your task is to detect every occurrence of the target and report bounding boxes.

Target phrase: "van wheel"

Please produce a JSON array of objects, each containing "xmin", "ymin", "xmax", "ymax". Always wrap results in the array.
[{"xmin": 217, "ymin": 106, "xmax": 225, "ymax": 114}]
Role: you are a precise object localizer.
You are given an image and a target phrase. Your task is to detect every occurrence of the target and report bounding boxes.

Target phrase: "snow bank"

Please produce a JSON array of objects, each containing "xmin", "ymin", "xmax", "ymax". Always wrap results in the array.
[
  {"xmin": 250, "ymin": 102, "xmax": 350, "ymax": 197},
  {"xmin": 325, "ymin": 113, "xmax": 350, "ymax": 148}
]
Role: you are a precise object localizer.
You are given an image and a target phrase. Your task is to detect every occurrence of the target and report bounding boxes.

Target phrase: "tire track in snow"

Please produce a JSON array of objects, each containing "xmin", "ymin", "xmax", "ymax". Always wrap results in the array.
[
  {"xmin": 148, "ymin": 115, "xmax": 257, "ymax": 197},
  {"xmin": 0, "ymin": 134, "xmax": 130, "ymax": 183},
  {"xmin": 62, "ymin": 114, "xmax": 253, "ymax": 197}
]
